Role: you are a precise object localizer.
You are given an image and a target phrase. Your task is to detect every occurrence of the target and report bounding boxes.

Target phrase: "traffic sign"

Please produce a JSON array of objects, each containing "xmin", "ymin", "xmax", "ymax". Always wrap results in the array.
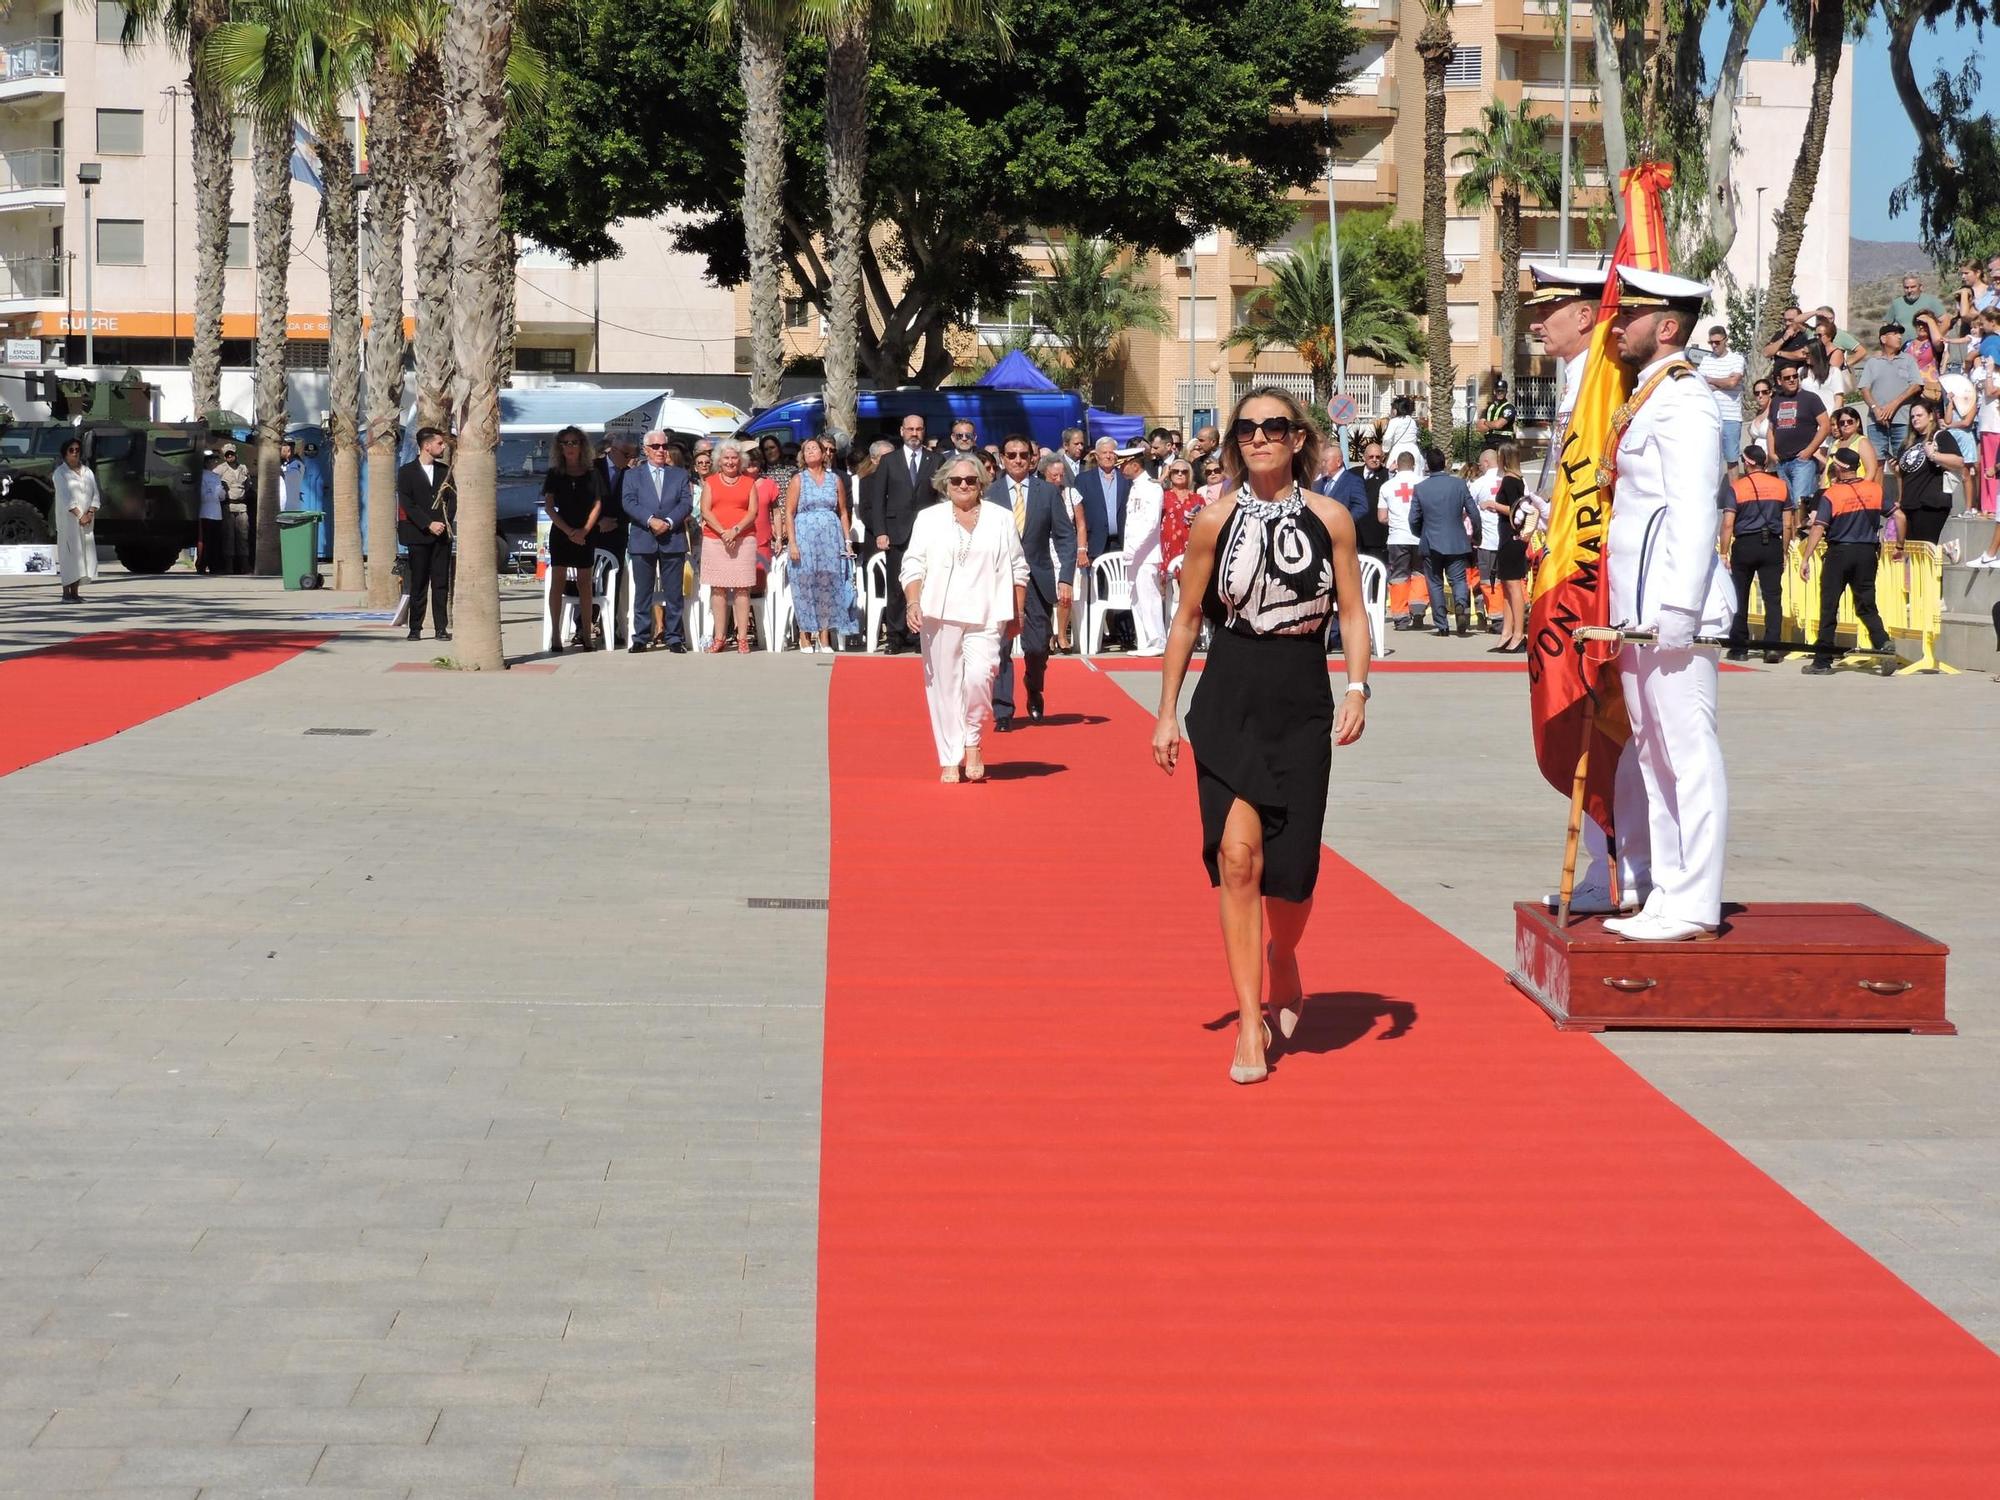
[{"xmin": 1327, "ymin": 394, "xmax": 1358, "ymax": 426}]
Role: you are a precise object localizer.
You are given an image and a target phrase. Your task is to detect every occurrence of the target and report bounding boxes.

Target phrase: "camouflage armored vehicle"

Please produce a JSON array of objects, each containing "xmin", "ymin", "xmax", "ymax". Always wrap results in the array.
[{"xmin": 0, "ymin": 372, "xmax": 231, "ymax": 574}]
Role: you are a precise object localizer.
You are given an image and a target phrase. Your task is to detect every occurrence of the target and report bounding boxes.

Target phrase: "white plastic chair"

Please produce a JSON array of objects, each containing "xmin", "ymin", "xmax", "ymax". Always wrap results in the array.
[
  {"xmin": 1355, "ymin": 553, "xmax": 1390, "ymax": 658},
  {"xmin": 762, "ymin": 552, "xmax": 794, "ymax": 653},
  {"xmin": 540, "ymin": 549, "xmax": 621, "ymax": 653},
  {"xmin": 1088, "ymin": 554, "xmax": 1132, "ymax": 654},
  {"xmin": 684, "ymin": 560, "xmax": 712, "ymax": 646},
  {"xmin": 863, "ymin": 551, "xmax": 890, "ymax": 652}
]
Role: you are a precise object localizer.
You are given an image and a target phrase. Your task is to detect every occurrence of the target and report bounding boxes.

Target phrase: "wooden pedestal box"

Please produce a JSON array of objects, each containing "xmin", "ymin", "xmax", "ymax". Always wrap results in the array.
[{"xmin": 1509, "ymin": 902, "xmax": 1953, "ymax": 1034}]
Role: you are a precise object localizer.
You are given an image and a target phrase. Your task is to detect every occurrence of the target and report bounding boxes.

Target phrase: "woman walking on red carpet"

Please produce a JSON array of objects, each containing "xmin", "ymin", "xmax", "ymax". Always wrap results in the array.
[{"xmin": 1152, "ymin": 389, "xmax": 1371, "ymax": 1084}]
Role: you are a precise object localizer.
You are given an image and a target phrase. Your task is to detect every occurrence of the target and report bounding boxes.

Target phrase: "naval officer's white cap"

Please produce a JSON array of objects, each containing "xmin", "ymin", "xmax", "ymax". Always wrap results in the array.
[
  {"xmin": 1614, "ymin": 266, "xmax": 1710, "ymax": 314},
  {"xmin": 1524, "ymin": 264, "xmax": 1609, "ymax": 308}
]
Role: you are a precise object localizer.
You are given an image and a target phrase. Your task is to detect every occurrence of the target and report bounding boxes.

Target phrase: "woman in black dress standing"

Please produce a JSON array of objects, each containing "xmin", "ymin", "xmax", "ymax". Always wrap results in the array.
[
  {"xmin": 1152, "ymin": 388, "xmax": 1371, "ymax": 1085},
  {"xmin": 543, "ymin": 425, "xmax": 607, "ymax": 651},
  {"xmin": 1485, "ymin": 440, "xmax": 1532, "ymax": 652},
  {"xmin": 1893, "ymin": 396, "xmax": 1967, "ymax": 544}
]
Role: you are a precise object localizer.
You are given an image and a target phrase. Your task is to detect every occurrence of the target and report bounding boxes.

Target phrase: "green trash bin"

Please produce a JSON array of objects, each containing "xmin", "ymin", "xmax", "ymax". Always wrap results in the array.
[{"xmin": 276, "ymin": 511, "xmax": 325, "ymax": 591}]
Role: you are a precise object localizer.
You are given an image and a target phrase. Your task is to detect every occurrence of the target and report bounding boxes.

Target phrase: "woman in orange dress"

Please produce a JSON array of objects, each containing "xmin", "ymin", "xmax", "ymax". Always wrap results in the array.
[
  {"xmin": 1159, "ymin": 458, "xmax": 1206, "ymax": 572},
  {"xmin": 699, "ymin": 440, "xmax": 760, "ymax": 652}
]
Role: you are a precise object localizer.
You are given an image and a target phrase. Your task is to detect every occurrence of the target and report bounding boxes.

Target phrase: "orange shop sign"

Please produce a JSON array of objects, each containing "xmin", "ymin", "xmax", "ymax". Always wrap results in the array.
[{"xmin": 24, "ymin": 311, "xmax": 415, "ymax": 338}]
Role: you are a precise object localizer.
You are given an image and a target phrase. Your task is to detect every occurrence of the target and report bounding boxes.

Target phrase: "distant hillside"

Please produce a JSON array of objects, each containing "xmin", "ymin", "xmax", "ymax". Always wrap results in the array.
[{"xmin": 1849, "ymin": 238, "xmax": 1925, "ymax": 285}]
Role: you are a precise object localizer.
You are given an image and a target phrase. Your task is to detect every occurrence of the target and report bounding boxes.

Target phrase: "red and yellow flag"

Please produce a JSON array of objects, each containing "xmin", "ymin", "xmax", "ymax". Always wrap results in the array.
[{"xmin": 1525, "ymin": 163, "xmax": 1674, "ymax": 838}]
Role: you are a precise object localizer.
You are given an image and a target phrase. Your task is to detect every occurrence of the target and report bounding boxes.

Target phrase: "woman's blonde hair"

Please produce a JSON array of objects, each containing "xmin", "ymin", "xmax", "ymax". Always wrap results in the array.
[
  {"xmin": 1219, "ymin": 385, "xmax": 1322, "ymax": 488},
  {"xmin": 552, "ymin": 425, "xmax": 592, "ymax": 475},
  {"xmin": 1495, "ymin": 439, "xmax": 1521, "ymax": 477}
]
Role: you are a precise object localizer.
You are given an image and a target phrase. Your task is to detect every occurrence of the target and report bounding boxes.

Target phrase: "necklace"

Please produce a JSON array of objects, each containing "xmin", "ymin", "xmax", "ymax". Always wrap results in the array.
[
  {"xmin": 953, "ymin": 509, "xmax": 978, "ymax": 561},
  {"xmin": 1234, "ymin": 482, "xmax": 1304, "ymax": 520}
]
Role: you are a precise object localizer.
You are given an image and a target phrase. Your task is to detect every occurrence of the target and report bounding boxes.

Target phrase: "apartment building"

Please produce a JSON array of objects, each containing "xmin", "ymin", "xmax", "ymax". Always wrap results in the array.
[{"xmin": 0, "ymin": 3, "xmax": 737, "ymax": 382}]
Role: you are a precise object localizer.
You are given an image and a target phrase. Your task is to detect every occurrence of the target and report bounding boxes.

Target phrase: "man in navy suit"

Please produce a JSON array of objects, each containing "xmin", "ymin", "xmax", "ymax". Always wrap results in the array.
[
  {"xmin": 986, "ymin": 432, "xmax": 1077, "ymax": 727},
  {"xmin": 1075, "ymin": 436, "xmax": 1130, "ymax": 568},
  {"xmin": 860, "ymin": 411, "xmax": 940, "ymax": 652},
  {"xmin": 622, "ymin": 428, "xmax": 695, "ymax": 651}
]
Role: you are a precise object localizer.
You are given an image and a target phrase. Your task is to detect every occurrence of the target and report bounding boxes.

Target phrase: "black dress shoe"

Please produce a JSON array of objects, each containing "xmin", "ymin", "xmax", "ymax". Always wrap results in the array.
[
  {"xmin": 1724, "ymin": 648, "xmax": 1749, "ymax": 662},
  {"xmin": 433, "ymin": 630, "xmax": 451, "ymax": 642},
  {"xmin": 1801, "ymin": 661, "xmax": 1833, "ymax": 675},
  {"xmin": 994, "ymin": 717, "xmax": 1015, "ymax": 733},
  {"xmin": 1027, "ymin": 695, "xmax": 1044, "ymax": 721},
  {"xmin": 407, "ymin": 629, "xmax": 422, "ymax": 641},
  {"xmin": 1762, "ymin": 649, "xmax": 1784, "ymax": 664},
  {"xmin": 1454, "ymin": 622, "xmax": 1470, "ymax": 638},
  {"xmin": 628, "ymin": 641, "xmax": 649, "ymax": 653},
  {"xmin": 1433, "ymin": 628, "xmax": 1452, "ymax": 638},
  {"xmin": 668, "ymin": 642, "xmax": 690, "ymax": 653}
]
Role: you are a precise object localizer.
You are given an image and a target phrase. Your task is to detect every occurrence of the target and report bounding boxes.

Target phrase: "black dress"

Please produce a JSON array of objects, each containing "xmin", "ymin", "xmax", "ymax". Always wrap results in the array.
[
  {"xmin": 544, "ymin": 467, "xmax": 608, "ymax": 570},
  {"xmin": 1184, "ymin": 490, "xmax": 1338, "ymax": 904},
  {"xmin": 1495, "ymin": 474, "xmax": 1530, "ymax": 581}
]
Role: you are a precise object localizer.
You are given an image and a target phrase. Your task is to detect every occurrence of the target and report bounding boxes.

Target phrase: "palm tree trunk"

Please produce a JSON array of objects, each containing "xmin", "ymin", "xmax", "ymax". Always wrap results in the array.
[
  {"xmin": 187, "ymin": 0, "xmax": 230, "ymax": 420},
  {"xmin": 1763, "ymin": 0, "xmax": 1844, "ymax": 330},
  {"xmin": 364, "ymin": 52, "xmax": 409, "ymax": 610},
  {"xmin": 250, "ymin": 109, "xmax": 293, "ymax": 577},
  {"xmin": 1416, "ymin": 15, "xmax": 1456, "ymax": 443},
  {"xmin": 443, "ymin": 0, "xmax": 514, "ymax": 671},
  {"xmin": 1701, "ymin": 0, "xmax": 1766, "ymax": 278},
  {"xmin": 1498, "ymin": 189, "xmax": 1521, "ymax": 391},
  {"xmin": 407, "ymin": 52, "xmax": 456, "ymax": 432},
  {"xmin": 1592, "ymin": 3, "xmax": 1630, "ymax": 245},
  {"xmin": 740, "ymin": 18, "xmax": 786, "ymax": 411},
  {"xmin": 321, "ymin": 112, "xmax": 363, "ymax": 593},
  {"xmin": 823, "ymin": 16, "xmax": 869, "ymax": 444}
]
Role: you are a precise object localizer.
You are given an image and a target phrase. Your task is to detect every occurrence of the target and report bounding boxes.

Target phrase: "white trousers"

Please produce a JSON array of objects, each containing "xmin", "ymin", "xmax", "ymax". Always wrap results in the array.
[
  {"xmin": 1617, "ymin": 645, "xmax": 1727, "ymax": 926},
  {"xmin": 920, "ymin": 619, "xmax": 1001, "ymax": 767},
  {"xmin": 1579, "ymin": 740, "xmax": 1653, "ymax": 898},
  {"xmin": 1130, "ymin": 561, "xmax": 1167, "ymax": 654}
]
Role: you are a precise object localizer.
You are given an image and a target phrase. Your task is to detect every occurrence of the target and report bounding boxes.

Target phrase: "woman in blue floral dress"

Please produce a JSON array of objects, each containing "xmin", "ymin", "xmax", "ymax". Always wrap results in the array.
[{"xmin": 783, "ymin": 436, "xmax": 856, "ymax": 652}]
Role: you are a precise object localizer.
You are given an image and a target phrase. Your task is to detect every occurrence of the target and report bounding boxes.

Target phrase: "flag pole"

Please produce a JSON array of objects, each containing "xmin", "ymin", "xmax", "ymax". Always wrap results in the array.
[{"xmin": 1558, "ymin": 736, "xmax": 1589, "ymax": 928}]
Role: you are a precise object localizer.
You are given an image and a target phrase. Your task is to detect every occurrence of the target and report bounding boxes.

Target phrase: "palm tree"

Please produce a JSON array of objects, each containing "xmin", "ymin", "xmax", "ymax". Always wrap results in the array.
[
  {"xmin": 1225, "ymin": 226, "xmax": 1421, "ymax": 408},
  {"xmin": 404, "ymin": 22, "xmax": 455, "ymax": 431},
  {"xmin": 113, "ymin": 2, "xmax": 233, "ymax": 420},
  {"xmin": 1033, "ymin": 238, "xmax": 1168, "ymax": 405},
  {"xmin": 442, "ymin": 0, "xmax": 515, "ymax": 671},
  {"xmin": 362, "ymin": 32, "xmax": 408, "ymax": 609},
  {"xmin": 1763, "ymin": 0, "xmax": 1864, "ymax": 328},
  {"xmin": 1414, "ymin": 0, "xmax": 1457, "ymax": 437},
  {"xmin": 708, "ymin": 2, "xmax": 792, "ymax": 413},
  {"xmin": 1452, "ymin": 99, "xmax": 1562, "ymax": 391},
  {"xmin": 803, "ymin": 0, "xmax": 1009, "ymax": 442},
  {"xmin": 318, "ymin": 106, "xmax": 363, "ymax": 591}
]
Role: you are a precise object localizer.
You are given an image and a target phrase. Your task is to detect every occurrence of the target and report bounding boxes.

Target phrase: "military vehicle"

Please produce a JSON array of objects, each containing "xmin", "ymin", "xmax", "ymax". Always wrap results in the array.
[{"xmin": 0, "ymin": 372, "xmax": 235, "ymax": 574}]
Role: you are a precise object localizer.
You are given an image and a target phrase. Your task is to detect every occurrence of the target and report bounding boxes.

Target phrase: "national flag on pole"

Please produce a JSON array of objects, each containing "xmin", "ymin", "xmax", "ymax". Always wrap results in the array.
[
  {"xmin": 1524, "ymin": 162, "xmax": 1675, "ymax": 841},
  {"xmin": 289, "ymin": 120, "xmax": 323, "ymax": 195}
]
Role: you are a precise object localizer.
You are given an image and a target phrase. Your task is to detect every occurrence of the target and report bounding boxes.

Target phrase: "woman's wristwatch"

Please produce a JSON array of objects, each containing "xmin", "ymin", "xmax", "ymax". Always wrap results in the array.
[{"xmin": 1345, "ymin": 682, "xmax": 1371, "ymax": 701}]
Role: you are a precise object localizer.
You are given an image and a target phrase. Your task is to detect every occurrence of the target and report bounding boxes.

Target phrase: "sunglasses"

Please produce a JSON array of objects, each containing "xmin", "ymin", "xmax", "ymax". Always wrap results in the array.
[
  {"xmin": 1003, "ymin": 448, "xmax": 1033, "ymax": 459},
  {"xmin": 946, "ymin": 475, "xmax": 981, "ymax": 487},
  {"xmin": 1232, "ymin": 416, "xmax": 1300, "ymax": 442},
  {"xmin": 643, "ymin": 442, "xmax": 667, "ymax": 450}
]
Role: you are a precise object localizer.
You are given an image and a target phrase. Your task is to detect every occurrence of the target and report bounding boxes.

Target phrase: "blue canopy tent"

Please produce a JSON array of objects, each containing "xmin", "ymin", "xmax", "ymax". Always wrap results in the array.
[
  {"xmin": 976, "ymin": 350, "xmax": 1061, "ymax": 393},
  {"xmin": 1084, "ymin": 407, "xmax": 1144, "ymax": 446}
]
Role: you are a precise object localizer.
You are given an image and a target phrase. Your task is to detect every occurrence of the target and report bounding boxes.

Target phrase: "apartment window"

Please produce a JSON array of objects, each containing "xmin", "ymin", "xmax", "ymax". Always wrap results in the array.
[
  {"xmin": 97, "ymin": 218, "xmax": 144, "ymax": 266},
  {"xmin": 1177, "ymin": 296, "xmax": 1218, "ymax": 342},
  {"xmin": 1445, "ymin": 218, "xmax": 1482, "ymax": 259},
  {"xmin": 1444, "ymin": 47, "xmax": 1482, "ymax": 89},
  {"xmin": 784, "ymin": 295, "xmax": 814, "ymax": 330},
  {"xmin": 341, "ymin": 115, "xmax": 357, "ymax": 151},
  {"xmin": 232, "ymin": 117, "xmax": 253, "ymax": 161},
  {"xmin": 227, "ymin": 223, "xmax": 250, "ymax": 269},
  {"xmin": 1447, "ymin": 301, "xmax": 1480, "ymax": 345},
  {"xmin": 516, "ymin": 346, "xmax": 577, "ymax": 374},
  {"xmin": 97, "ymin": 110, "xmax": 144, "ymax": 156},
  {"xmin": 96, "ymin": 1, "xmax": 128, "ymax": 44}
]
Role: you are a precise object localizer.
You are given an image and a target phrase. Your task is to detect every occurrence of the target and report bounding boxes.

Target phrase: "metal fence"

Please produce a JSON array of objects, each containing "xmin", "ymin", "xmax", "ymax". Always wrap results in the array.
[
  {"xmin": 0, "ymin": 255, "xmax": 62, "ymax": 299},
  {"xmin": 0, "ymin": 37, "xmax": 62, "ymax": 83},
  {"xmin": 0, "ymin": 147, "xmax": 59, "ymax": 192}
]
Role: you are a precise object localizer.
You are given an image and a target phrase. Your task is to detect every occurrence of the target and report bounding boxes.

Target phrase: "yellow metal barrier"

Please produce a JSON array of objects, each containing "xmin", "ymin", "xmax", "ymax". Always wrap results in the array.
[{"xmin": 1746, "ymin": 540, "xmax": 1957, "ymax": 674}]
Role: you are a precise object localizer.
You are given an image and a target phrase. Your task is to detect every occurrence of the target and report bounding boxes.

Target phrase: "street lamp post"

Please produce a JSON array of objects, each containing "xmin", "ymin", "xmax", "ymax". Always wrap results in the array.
[
  {"xmin": 1558, "ymin": 0, "xmax": 1573, "ymax": 264},
  {"xmin": 76, "ymin": 162, "xmax": 101, "ymax": 367},
  {"xmin": 1322, "ymin": 99, "xmax": 1346, "ymax": 393},
  {"xmin": 1754, "ymin": 185, "xmax": 1767, "ymax": 349}
]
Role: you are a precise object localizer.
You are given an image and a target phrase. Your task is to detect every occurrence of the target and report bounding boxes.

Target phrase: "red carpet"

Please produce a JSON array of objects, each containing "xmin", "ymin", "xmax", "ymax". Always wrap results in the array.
[
  {"xmin": 0, "ymin": 630, "xmax": 329, "ymax": 777},
  {"xmin": 819, "ymin": 658, "xmax": 2000, "ymax": 1496}
]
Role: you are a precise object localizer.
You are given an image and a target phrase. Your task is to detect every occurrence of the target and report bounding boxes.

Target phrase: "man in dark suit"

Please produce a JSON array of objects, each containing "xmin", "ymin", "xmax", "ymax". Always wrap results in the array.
[
  {"xmin": 986, "ymin": 432, "xmax": 1076, "ymax": 727},
  {"xmin": 1407, "ymin": 445, "xmax": 1483, "ymax": 637},
  {"xmin": 593, "ymin": 436, "xmax": 632, "ymax": 562},
  {"xmin": 622, "ymin": 427, "xmax": 694, "ymax": 651},
  {"xmin": 1075, "ymin": 437, "xmax": 1131, "ymax": 569},
  {"xmin": 860, "ymin": 411, "xmax": 939, "ymax": 652},
  {"xmin": 396, "ymin": 425, "xmax": 455, "ymax": 641}
]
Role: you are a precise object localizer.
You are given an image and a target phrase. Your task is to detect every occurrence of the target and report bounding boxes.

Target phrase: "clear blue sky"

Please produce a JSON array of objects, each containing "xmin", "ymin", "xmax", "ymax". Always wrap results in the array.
[{"xmin": 1704, "ymin": 8, "xmax": 1997, "ymax": 242}]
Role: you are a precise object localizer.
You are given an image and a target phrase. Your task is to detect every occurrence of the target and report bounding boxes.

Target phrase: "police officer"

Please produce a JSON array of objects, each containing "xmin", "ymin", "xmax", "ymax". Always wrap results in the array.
[
  {"xmin": 1598, "ymin": 267, "xmax": 1735, "ymax": 943},
  {"xmin": 1798, "ymin": 448, "xmax": 1899, "ymax": 676},
  {"xmin": 1719, "ymin": 443, "xmax": 1794, "ymax": 663},
  {"xmin": 1477, "ymin": 376, "xmax": 1517, "ymax": 442},
  {"xmin": 1526, "ymin": 264, "xmax": 1649, "ymax": 917}
]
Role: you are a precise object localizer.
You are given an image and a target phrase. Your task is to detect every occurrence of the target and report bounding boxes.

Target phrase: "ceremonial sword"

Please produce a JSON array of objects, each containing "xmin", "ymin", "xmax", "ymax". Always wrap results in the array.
[{"xmin": 1570, "ymin": 625, "xmax": 1898, "ymax": 659}]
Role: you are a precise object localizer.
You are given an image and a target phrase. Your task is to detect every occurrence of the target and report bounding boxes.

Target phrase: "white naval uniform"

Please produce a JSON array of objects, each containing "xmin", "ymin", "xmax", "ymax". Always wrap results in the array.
[
  {"xmin": 1606, "ymin": 353, "xmax": 1735, "ymax": 926},
  {"xmin": 1121, "ymin": 472, "xmax": 1167, "ymax": 654},
  {"xmin": 1551, "ymin": 344, "xmax": 1651, "ymax": 901}
]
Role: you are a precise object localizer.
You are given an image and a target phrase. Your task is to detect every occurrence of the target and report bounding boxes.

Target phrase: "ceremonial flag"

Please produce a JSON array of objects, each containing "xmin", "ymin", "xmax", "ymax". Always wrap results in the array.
[{"xmin": 1525, "ymin": 162, "xmax": 1674, "ymax": 839}]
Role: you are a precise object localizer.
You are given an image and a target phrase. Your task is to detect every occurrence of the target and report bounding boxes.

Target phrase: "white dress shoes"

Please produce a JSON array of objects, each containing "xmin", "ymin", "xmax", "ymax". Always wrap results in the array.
[
  {"xmin": 1607, "ymin": 911, "xmax": 1716, "ymax": 942},
  {"xmin": 1545, "ymin": 884, "xmax": 1643, "ymax": 917}
]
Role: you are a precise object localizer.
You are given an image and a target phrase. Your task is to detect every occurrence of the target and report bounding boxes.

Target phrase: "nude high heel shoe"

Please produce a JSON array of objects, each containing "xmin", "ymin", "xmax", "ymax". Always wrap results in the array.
[{"xmin": 1230, "ymin": 1019, "xmax": 1273, "ymax": 1085}]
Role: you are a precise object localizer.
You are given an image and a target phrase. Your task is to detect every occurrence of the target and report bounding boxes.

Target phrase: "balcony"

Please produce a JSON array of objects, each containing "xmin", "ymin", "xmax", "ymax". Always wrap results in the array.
[
  {"xmin": 1493, "ymin": 76, "xmax": 1602, "ymax": 125},
  {"xmin": 0, "ymin": 252, "xmax": 61, "ymax": 303},
  {"xmin": 1495, "ymin": 0, "xmax": 1594, "ymax": 40},
  {"xmin": 1228, "ymin": 242, "xmax": 1273, "ymax": 288},
  {"xmin": 1329, "ymin": 159, "xmax": 1399, "ymax": 207},
  {"xmin": 1348, "ymin": 0, "xmax": 1400, "ymax": 29},
  {"xmin": 0, "ymin": 146, "xmax": 60, "ymax": 211},
  {"xmin": 1330, "ymin": 74, "xmax": 1397, "ymax": 120},
  {"xmin": 0, "ymin": 37, "xmax": 62, "ymax": 105}
]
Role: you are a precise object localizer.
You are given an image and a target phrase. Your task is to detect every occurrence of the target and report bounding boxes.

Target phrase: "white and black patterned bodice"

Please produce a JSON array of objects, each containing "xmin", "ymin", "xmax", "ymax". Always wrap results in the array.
[{"xmin": 1205, "ymin": 487, "xmax": 1336, "ymax": 638}]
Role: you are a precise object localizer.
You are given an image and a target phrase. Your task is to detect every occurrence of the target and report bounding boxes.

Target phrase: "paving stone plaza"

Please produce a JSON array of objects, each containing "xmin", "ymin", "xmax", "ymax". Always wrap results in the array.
[{"xmin": 2, "ymin": 572, "xmax": 1997, "ymax": 1496}]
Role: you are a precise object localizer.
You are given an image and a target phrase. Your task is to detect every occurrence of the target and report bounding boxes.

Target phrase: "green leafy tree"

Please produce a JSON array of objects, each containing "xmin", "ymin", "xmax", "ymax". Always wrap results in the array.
[
  {"xmin": 1031, "ymin": 239, "xmax": 1168, "ymax": 404},
  {"xmin": 506, "ymin": 0, "xmax": 1356, "ymax": 388},
  {"xmin": 1225, "ymin": 225, "xmax": 1421, "ymax": 408},
  {"xmin": 1338, "ymin": 208, "xmax": 1424, "ymax": 310},
  {"xmin": 1453, "ymin": 99, "xmax": 1561, "ymax": 390},
  {"xmin": 1881, "ymin": 0, "xmax": 2000, "ymax": 264},
  {"xmin": 1414, "ymin": 1, "xmax": 1456, "ymax": 431},
  {"xmin": 113, "ymin": 2, "xmax": 233, "ymax": 419}
]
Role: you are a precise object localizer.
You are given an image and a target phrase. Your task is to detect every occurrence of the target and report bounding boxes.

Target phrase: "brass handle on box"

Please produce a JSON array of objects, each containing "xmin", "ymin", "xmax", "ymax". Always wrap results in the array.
[
  {"xmin": 1602, "ymin": 977, "xmax": 1657, "ymax": 992},
  {"xmin": 1857, "ymin": 979, "xmax": 1913, "ymax": 995}
]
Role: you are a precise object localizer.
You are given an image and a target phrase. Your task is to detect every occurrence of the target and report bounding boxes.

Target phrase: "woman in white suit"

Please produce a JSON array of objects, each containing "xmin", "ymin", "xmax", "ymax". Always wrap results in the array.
[
  {"xmin": 54, "ymin": 438, "xmax": 100, "ymax": 602},
  {"xmin": 900, "ymin": 453, "xmax": 1029, "ymax": 783}
]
